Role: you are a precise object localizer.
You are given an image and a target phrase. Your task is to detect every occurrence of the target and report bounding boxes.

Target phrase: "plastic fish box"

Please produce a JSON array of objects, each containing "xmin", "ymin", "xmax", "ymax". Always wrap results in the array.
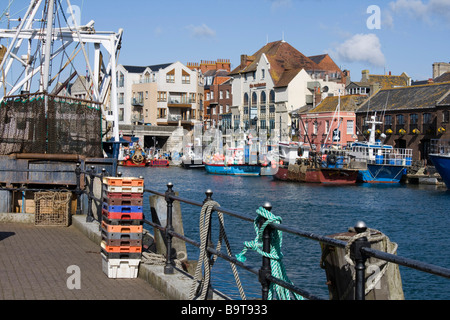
[
  {"xmin": 101, "ymin": 221, "xmax": 143, "ymax": 234},
  {"xmin": 101, "ymin": 248, "xmax": 142, "ymax": 260},
  {"xmin": 102, "ymin": 202, "xmax": 143, "ymax": 213},
  {"xmin": 101, "ymin": 240, "xmax": 142, "ymax": 253},
  {"xmin": 104, "ymin": 185, "xmax": 143, "ymax": 194},
  {"xmin": 101, "ymin": 252, "xmax": 140, "ymax": 279},
  {"xmin": 102, "ymin": 196, "xmax": 143, "ymax": 207},
  {"xmin": 102, "ymin": 215, "xmax": 143, "ymax": 226},
  {"xmin": 103, "ymin": 191, "xmax": 143, "ymax": 200},
  {"xmin": 101, "ymin": 228, "xmax": 143, "ymax": 241},
  {"xmin": 102, "ymin": 209, "xmax": 143, "ymax": 221},
  {"xmin": 102, "ymin": 238, "xmax": 142, "ymax": 247},
  {"xmin": 103, "ymin": 177, "xmax": 144, "ymax": 187}
]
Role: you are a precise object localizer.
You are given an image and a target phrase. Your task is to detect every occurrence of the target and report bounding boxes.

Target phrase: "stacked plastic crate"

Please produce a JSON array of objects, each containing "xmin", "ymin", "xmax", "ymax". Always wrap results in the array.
[{"xmin": 101, "ymin": 176, "xmax": 144, "ymax": 278}]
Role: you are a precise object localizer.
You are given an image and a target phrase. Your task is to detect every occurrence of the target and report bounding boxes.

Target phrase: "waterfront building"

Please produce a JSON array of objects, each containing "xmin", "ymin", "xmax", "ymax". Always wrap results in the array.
[
  {"xmin": 188, "ymin": 60, "xmax": 232, "ymax": 131},
  {"xmin": 355, "ymin": 82, "xmax": 450, "ymax": 161},
  {"xmin": 116, "ymin": 62, "xmax": 204, "ymax": 130},
  {"xmin": 299, "ymin": 94, "xmax": 367, "ymax": 147},
  {"xmin": 229, "ymin": 40, "xmax": 347, "ymax": 141},
  {"xmin": 346, "ymin": 69, "xmax": 411, "ymax": 97}
]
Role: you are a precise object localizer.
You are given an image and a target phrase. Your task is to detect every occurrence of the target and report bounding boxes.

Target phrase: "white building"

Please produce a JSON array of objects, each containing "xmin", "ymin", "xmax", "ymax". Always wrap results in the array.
[
  {"xmin": 116, "ymin": 62, "xmax": 203, "ymax": 129},
  {"xmin": 229, "ymin": 40, "xmax": 347, "ymax": 141}
]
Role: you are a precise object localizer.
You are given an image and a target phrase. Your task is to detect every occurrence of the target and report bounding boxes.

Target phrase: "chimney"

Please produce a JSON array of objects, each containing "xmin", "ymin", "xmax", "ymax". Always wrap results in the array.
[
  {"xmin": 240, "ymin": 55, "xmax": 248, "ymax": 68},
  {"xmin": 361, "ymin": 69, "xmax": 370, "ymax": 82}
]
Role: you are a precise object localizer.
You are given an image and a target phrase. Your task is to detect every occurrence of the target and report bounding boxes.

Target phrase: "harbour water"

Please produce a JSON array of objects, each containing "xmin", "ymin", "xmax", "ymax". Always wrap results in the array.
[{"xmin": 122, "ymin": 166, "xmax": 450, "ymax": 300}]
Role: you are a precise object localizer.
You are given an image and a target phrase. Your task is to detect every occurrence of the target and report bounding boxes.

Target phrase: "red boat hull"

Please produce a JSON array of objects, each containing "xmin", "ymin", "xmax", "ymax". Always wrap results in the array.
[
  {"xmin": 274, "ymin": 165, "xmax": 357, "ymax": 184},
  {"xmin": 149, "ymin": 159, "xmax": 169, "ymax": 167}
]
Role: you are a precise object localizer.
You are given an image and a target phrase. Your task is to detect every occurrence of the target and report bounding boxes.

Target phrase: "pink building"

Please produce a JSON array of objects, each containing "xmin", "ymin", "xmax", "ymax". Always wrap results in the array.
[{"xmin": 298, "ymin": 95, "xmax": 367, "ymax": 148}]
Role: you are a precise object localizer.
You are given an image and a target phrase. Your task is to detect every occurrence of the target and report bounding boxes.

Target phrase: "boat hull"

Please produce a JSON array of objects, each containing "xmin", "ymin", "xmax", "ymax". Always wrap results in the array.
[
  {"xmin": 149, "ymin": 159, "xmax": 169, "ymax": 167},
  {"xmin": 429, "ymin": 154, "xmax": 450, "ymax": 189},
  {"xmin": 204, "ymin": 163, "xmax": 261, "ymax": 176},
  {"xmin": 274, "ymin": 165, "xmax": 357, "ymax": 184},
  {"xmin": 182, "ymin": 160, "xmax": 205, "ymax": 169},
  {"xmin": 357, "ymin": 164, "xmax": 406, "ymax": 183},
  {"xmin": 119, "ymin": 159, "xmax": 148, "ymax": 167}
]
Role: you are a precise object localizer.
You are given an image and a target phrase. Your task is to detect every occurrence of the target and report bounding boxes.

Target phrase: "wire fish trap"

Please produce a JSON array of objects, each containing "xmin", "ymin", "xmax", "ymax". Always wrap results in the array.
[{"xmin": 34, "ymin": 191, "xmax": 72, "ymax": 226}]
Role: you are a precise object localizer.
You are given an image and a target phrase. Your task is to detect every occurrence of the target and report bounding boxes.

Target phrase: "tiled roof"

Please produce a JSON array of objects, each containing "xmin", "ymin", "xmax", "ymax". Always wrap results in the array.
[
  {"xmin": 308, "ymin": 54, "xmax": 341, "ymax": 73},
  {"xmin": 367, "ymin": 73, "xmax": 409, "ymax": 89},
  {"xmin": 437, "ymin": 89, "xmax": 450, "ymax": 106},
  {"xmin": 310, "ymin": 95, "xmax": 368, "ymax": 113},
  {"xmin": 230, "ymin": 40, "xmax": 321, "ymax": 88},
  {"xmin": 434, "ymin": 71, "xmax": 450, "ymax": 83},
  {"xmin": 356, "ymin": 82, "xmax": 450, "ymax": 113}
]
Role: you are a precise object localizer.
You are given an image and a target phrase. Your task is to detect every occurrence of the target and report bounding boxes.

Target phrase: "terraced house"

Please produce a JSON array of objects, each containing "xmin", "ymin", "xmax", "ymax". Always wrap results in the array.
[{"xmin": 355, "ymin": 81, "xmax": 450, "ymax": 161}]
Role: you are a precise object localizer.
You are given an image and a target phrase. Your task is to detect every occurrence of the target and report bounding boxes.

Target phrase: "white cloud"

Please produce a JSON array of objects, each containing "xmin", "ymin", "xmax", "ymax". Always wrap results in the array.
[
  {"xmin": 185, "ymin": 24, "xmax": 216, "ymax": 39},
  {"xmin": 388, "ymin": 0, "xmax": 450, "ymax": 24},
  {"xmin": 332, "ymin": 33, "xmax": 386, "ymax": 67}
]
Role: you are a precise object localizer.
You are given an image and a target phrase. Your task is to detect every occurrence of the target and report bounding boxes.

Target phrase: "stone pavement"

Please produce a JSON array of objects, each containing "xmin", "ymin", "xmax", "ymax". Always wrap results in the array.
[{"xmin": 0, "ymin": 222, "xmax": 167, "ymax": 300}]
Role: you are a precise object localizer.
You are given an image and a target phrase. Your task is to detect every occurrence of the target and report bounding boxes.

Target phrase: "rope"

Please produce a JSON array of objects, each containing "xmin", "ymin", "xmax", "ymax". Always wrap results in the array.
[
  {"xmin": 236, "ymin": 207, "xmax": 304, "ymax": 300},
  {"xmin": 189, "ymin": 200, "xmax": 246, "ymax": 300}
]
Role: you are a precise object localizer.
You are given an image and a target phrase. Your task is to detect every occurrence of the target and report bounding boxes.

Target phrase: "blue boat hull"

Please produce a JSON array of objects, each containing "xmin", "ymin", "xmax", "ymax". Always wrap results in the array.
[
  {"xmin": 429, "ymin": 154, "xmax": 450, "ymax": 189},
  {"xmin": 358, "ymin": 164, "xmax": 407, "ymax": 183},
  {"xmin": 204, "ymin": 163, "xmax": 261, "ymax": 176}
]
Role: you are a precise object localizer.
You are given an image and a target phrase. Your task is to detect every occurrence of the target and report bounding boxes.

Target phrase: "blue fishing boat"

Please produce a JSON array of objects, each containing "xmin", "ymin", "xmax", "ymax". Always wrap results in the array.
[
  {"xmin": 428, "ymin": 139, "xmax": 450, "ymax": 189},
  {"xmin": 204, "ymin": 163, "xmax": 261, "ymax": 176},
  {"xmin": 349, "ymin": 116, "xmax": 413, "ymax": 183}
]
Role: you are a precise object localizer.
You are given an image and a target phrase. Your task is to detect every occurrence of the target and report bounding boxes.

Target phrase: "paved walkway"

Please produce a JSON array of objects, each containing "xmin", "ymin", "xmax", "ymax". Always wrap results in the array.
[{"xmin": 0, "ymin": 223, "xmax": 167, "ymax": 300}]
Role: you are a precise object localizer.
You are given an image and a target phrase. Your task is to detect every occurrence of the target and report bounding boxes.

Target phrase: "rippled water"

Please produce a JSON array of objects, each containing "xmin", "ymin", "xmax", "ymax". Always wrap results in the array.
[{"xmin": 121, "ymin": 166, "xmax": 450, "ymax": 300}]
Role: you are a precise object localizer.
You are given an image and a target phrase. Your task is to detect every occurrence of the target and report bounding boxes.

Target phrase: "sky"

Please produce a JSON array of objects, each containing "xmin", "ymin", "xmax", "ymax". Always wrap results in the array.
[{"xmin": 2, "ymin": 0, "xmax": 450, "ymax": 83}]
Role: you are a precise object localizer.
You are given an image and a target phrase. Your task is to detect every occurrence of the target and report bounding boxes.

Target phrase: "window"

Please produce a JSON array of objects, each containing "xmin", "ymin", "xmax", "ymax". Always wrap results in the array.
[
  {"xmin": 206, "ymin": 93, "xmax": 210, "ymax": 101},
  {"xmin": 145, "ymin": 91, "xmax": 148, "ymax": 99},
  {"xmin": 261, "ymin": 69, "xmax": 265, "ymax": 79},
  {"xmin": 385, "ymin": 115, "xmax": 392, "ymax": 125},
  {"xmin": 166, "ymin": 69, "xmax": 175, "ymax": 83},
  {"xmin": 325, "ymin": 120, "xmax": 329, "ymax": 134},
  {"xmin": 313, "ymin": 121, "xmax": 318, "ymax": 135},
  {"xmin": 157, "ymin": 91, "xmax": 167, "ymax": 102},
  {"xmin": 347, "ymin": 120, "xmax": 354, "ymax": 134},
  {"xmin": 396, "ymin": 114, "xmax": 405, "ymax": 125},
  {"xmin": 118, "ymin": 93, "xmax": 124, "ymax": 105},
  {"xmin": 423, "ymin": 113, "xmax": 432, "ymax": 124},
  {"xmin": 182, "ymin": 70, "xmax": 190, "ymax": 84},
  {"xmin": 220, "ymin": 90, "xmax": 223, "ymax": 99},
  {"xmin": 220, "ymin": 105, "xmax": 223, "ymax": 114},
  {"xmin": 118, "ymin": 72, "xmax": 124, "ymax": 87},
  {"xmin": 244, "ymin": 93, "xmax": 249, "ymax": 106},
  {"xmin": 410, "ymin": 113, "xmax": 418, "ymax": 124},
  {"xmin": 157, "ymin": 108, "xmax": 167, "ymax": 119},
  {"xmin": 119, "ymin": 108, "xmax": 124, "ymax": 121},
  {"xmin": 226, "ymin": 90, "xmax": 230, "ymax": 99}
]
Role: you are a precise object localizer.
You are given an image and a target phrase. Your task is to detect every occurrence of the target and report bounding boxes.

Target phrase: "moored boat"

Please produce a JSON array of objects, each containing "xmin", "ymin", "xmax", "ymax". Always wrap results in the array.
[
  {"xmin": 428, "ymin": 139, "xmax": 450, "ymax": 189},
  {"xmin": 349, "ymin": 116, "xmax": 412, "ymax": 183},
  {"xmin": 204, "ymin": 163, "xmax": 261, "ymax": 176}
]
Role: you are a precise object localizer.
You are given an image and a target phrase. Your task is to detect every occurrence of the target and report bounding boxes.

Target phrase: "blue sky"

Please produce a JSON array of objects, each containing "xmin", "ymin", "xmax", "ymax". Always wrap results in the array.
[{"xmin": 2, "ymin": 0, "xmax": 450, "ymax": 82}]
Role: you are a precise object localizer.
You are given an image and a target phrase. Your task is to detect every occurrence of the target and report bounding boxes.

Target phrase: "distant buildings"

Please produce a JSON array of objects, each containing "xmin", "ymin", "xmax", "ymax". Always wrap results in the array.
[{"xmin": 229, "ymin": 40, "xmax": 347, "ymax": 141}]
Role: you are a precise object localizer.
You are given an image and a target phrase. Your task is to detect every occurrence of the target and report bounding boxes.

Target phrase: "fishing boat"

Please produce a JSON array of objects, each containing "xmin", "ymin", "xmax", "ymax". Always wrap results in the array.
[
  {"xmin": 119, "ymin": 143, "xmax": 149, "ymax": 167},
  {"xmin": 203, "ymin": 147, "xmax": 261, "ymax": 176},
  {"xmin": 428, "ymin": 139, "xmax": 450, "ymax": 189},
  {"xmin": 181, "ymin": 143, "xmax": 204, "ymax": 169},
  {"xmin": 349, "ymin": 116, "xmax": 413, "ymax": 183},
  {"xmin": 273, "ymin": 142, "xmax": 358, "ymax": 184},
  {"xmin": 147, "ymin": 148, "xmax": 170, "ymax": 167}
]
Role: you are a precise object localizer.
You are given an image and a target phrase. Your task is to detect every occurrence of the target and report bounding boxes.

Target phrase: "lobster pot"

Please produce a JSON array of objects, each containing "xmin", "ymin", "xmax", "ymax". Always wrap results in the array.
[
  {"xmin": 34, "ymin": 191, "xmax": 71, "ymax": 226},
  {"xmin": 320, "ymin": 227, "xmax": 404, "ymax": 300}
]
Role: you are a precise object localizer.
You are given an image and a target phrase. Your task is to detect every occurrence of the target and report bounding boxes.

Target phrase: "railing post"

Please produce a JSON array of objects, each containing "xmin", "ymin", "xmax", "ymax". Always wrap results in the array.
[
  {"xmin": 351, "ymin": 221, "xmax": 370, "ymax": 300},
  {"xmin": 164, "ymin": 182, "xmax": 175, "ymax": 274},
  {"xmin": 75, "ymin": 162, "xmax": 82, "ymax": 215},
  {"xmin": 99, "ymin": 168, "xmax": 106, "ymax": 224},
  {"xmin": 86, "ymin": 165, "xmax": 95, "ymax": 223},
  {"xmin": 259, "ymin": 202, "xmax": 272, "ymax": 300}
]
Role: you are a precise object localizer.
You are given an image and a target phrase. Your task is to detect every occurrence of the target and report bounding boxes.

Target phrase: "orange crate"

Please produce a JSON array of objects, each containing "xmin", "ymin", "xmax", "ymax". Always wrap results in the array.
[
  {"xmin": 103, "ymin": 177, "xmax": 144, "ymax": 187},
  {"xmin": 101, "ymin": 221, "xmax": 143, "ymax": 234},
  {"xmin": 101, "ymin": 241, "xmax": 142, "ymax": 253}
]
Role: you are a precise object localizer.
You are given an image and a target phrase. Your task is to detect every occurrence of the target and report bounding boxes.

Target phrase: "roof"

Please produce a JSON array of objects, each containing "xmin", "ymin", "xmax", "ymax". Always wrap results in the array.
[
  {"xmin": 356, "ymin": 82, "xmax": 450, "ymax": 113},
  {"xmin": 434, "ymin": 71, "xmax": 450, "ymax": 83},
  {"xmin": 366, "ymin": 73, "xmax": 410, "ymax": 89},
  {"xmin": 122, "ymin": 63, "xmax": 173, "ymax": 73},
  {"xmin": 230, "ymin": 40, "xmax": 321, "ymax": 88},
  {"xmin": 310, "ymin": 95, "xmax": 368, "ymax": 113}
]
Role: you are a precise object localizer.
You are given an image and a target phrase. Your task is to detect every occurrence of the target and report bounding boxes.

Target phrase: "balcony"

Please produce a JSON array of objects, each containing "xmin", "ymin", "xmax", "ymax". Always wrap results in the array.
[
  {"xmin": 167, "ymin": 96, "xmax": 194, "ymax": 108},
  {"xmin": 131, "ymin": 98, "xmax": 144, "ymax": 106}
]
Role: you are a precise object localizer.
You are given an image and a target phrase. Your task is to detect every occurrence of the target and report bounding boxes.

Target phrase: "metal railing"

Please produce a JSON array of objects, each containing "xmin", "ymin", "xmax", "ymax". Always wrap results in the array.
[{"xmin": 73, "ymin": 165, "xmax": 450, "ymax": 300}]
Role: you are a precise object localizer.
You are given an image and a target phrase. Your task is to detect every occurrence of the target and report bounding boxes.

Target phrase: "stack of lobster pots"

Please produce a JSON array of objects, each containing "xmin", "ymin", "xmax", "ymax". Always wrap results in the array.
[{"xmin": 101, "ymin": 176, "xmax": 144, "ymax": 278}]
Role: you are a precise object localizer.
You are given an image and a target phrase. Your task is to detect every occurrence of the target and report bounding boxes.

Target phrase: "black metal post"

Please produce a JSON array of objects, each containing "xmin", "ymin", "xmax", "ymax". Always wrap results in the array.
[
  {"xmin": 351, "ymin": 221, "xmax": 370, "ymax": 300},
  {"xmin": 164, "ymin": 182, "xmax": 175, "ymax": 274},
  {"xmin": 75, "ymin": 162, "xmax": 82, "ymax": 215},
  {"xmin": 259, "ymin": 202, "xmax": 272, "ymax": 300},
  {"xmin": 86, "ymin": 166, "xmax": 95, "ymax": 223},
  {"xmin": 99, "ymin": 168, "xmax": 106, "ymax": 224}
]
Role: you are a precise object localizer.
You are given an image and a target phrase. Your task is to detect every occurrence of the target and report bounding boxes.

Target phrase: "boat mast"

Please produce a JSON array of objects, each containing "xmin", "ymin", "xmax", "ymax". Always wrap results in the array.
[{"xmin": 42, "ymin": 0, "xmax": 55, "ymax": 111}]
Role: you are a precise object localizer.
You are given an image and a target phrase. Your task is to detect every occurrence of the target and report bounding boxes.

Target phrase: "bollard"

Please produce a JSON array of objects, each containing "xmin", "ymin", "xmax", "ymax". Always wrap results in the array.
[
  {"xmin": 259, "ymin": 202, "xmax": 272, "ymax": 300},
  {"xmin": 164, "ymin": 182, "xmax": 175, "ymax": 274},
  {"xmin": 75, "ymin": 163, "xmax": 82, "ymax": 215},
  {"xmin": 351, "ymin": 221, "xmax": 370, "ymax": 300},
  {"xmin": 86, "ymin": 166, "xmax": 95, "ymax": 223}
]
